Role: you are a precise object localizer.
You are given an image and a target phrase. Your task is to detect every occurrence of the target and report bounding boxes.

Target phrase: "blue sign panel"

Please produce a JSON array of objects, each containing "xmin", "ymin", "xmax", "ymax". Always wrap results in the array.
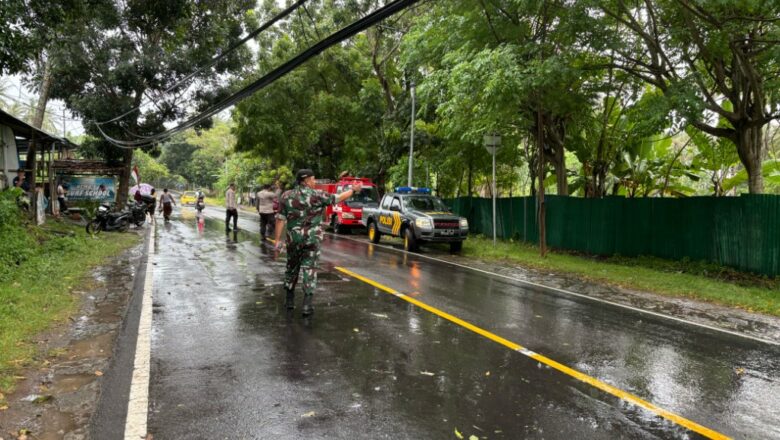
[{"xmin": 61, "ymin": 176, "xmax": 116, "ymax": 202}]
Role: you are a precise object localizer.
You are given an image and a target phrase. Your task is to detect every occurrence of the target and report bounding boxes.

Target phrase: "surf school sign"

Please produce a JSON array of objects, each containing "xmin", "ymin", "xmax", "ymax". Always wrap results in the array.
[{"xmin": 62, "ymin": 176, "xmax": 116, "ymax": 202}]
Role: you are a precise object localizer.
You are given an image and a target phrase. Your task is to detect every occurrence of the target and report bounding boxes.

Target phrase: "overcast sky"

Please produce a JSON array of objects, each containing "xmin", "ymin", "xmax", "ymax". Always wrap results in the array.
[{"xmin": 0, "ymin": 74, "xmax": 85, "ymax": 137}]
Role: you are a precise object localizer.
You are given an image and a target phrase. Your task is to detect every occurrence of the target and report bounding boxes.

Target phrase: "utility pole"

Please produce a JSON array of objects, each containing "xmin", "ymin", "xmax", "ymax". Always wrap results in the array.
[
  {"xmin": 537, "ymin": 108, "xmax": 546, "ymax": 257},
  {"xmin": 483, "ymin": 133, "xmax": 501, "ymax": 246},
  {"xmin": 407, "ymin": 81, "xmax": 416, "ymax": 187}
]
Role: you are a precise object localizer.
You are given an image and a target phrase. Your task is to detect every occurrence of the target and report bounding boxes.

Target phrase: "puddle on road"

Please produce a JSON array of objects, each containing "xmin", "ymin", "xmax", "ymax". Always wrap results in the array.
[
  {"xmin": 317, "ymin": 271, "xmax": 349, "ymax": 283},
  {"xmin": 174, "ymin": 211, "xmax": 259, "ymax": 245}
]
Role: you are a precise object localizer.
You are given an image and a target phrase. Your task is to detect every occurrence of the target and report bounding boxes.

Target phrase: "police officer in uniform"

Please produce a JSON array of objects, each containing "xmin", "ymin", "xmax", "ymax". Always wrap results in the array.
[{"xmin": 274, "ymin": 169, "xmax": 362, "ymax": 316}]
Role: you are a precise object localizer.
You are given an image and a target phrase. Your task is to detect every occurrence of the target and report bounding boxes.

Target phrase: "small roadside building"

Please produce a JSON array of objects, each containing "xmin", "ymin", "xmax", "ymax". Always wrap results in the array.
[{"xmin": 0, "ymin": 107, "xmax": 78, "ymax": 190}]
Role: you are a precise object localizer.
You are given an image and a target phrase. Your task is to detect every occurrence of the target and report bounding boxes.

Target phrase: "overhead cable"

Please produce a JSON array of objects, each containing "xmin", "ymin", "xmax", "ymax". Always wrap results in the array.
[
  {"xmin": 94, "ymin": 0, "xmax": 310, "ymax": 126},
  {"xmin": 96, "ymin": 0, "xmax": 421, "ymax": 149}
]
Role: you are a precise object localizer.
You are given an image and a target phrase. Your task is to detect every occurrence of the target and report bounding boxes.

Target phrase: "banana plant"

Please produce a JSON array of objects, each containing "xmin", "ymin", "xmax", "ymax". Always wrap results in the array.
[{"xmin": 722, "ymin": 160, "xmax": 780, "ymax": 194}]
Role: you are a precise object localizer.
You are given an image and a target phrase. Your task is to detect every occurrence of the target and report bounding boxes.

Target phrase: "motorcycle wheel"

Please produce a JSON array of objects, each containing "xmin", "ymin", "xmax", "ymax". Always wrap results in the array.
[
  {"xmin": 118, "ymin": 219, "xmax": 130, "ymax": 232},
  {"xmin": 86, "ymin": 220, "xmax": 102, "ymax": 235}
]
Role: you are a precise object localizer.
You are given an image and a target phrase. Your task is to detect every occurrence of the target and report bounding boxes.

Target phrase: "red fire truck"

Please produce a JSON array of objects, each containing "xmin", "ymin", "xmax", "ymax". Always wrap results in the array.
[{"xmin": 314, "ymin": 176, "xmax": 380, "ymax": 233}]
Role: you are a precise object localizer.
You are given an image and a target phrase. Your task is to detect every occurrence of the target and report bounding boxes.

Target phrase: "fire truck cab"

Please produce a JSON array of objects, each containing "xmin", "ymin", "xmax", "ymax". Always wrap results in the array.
[{"xmin": 315, "ymin": 176, "xmax": 379, "ymax": 233}]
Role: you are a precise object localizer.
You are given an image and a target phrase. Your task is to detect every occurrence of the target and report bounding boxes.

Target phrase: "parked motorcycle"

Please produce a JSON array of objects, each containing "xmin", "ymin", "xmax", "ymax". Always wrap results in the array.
[
  {"xmin": 130, "ymin": 201, "xmax": 148, "ymax": 226},
  {"xmin": 86, "ymin": 204, "xmax": 132, "ymax": 234}
]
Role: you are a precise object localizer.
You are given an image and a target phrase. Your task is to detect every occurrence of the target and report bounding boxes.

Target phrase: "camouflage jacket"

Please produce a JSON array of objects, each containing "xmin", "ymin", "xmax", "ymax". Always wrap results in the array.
[{"xmin": 277, "ymin": 184, "xmax": 336, "ymax": 245}]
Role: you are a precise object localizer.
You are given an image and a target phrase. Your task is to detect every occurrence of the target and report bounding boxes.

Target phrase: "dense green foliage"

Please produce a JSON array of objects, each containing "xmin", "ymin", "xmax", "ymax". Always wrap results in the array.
[
  {"xmin": 0, "ymin": 189, "xmax": 36, "ymax": 281},
  {"xmin": 3, "ymin": 0, "xmax": 778, "ymax": 196},
  {"xmin": 43, "ymin": 0, "xmax": 257, "ymax": 203},
  {"xmin": 131, "ymin": 150, "xmax": 186, "ymax": 190},
  {"xmin": 226, "ymin": 0, "xmax": 780, "ymax": 197}
]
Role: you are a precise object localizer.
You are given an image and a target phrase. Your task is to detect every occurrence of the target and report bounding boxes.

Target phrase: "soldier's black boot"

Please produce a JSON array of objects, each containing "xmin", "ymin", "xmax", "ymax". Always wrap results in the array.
[
  {"xmin": 284, "ymin": 288, "xmax": 295, "ymax": 309},
  {"xmin": 301, "ymin": 294, "xmax": 314, "ymax": 316}
]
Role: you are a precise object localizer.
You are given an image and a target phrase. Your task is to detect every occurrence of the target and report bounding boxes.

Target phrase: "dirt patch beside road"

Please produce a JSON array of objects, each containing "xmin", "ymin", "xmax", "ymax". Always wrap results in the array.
[{"xmin": 0, "ymin": 235, "xmax": 145, "ymax": 440}]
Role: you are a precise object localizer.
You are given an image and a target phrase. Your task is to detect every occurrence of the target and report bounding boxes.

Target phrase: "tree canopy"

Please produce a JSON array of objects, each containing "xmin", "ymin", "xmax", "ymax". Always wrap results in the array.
[{"xmin": 4, "ymin": 0, "xmax": 778, "ymax": 197}]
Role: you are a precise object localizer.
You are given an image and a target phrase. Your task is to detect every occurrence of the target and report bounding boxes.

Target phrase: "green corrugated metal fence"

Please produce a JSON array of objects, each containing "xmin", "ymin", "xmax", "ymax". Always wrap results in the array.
[{"xmin": 445, "ymin": 195, "xmax": 780, "ymax": 277}]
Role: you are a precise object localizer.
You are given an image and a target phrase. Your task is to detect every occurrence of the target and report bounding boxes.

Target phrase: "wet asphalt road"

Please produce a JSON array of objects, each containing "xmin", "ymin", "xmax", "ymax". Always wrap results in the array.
[{"xmin": 145, "ymin": 207, "xmax": 780, "ymax": 439}]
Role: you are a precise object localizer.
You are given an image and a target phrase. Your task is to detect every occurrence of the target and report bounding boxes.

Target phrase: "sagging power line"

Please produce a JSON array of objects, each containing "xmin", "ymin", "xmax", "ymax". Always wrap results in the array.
[
  {"xmin": 96, "ymin": 0, "xmax": 421, "ymax": 150},
  {"xmin": 94, "ymin": 0, "xmax": 311, "ymax": 127}
]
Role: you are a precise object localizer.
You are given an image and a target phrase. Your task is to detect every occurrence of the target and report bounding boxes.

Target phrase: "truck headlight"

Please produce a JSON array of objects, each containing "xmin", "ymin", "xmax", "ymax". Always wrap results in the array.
[
  {"xmin": 342, "ymin": 212, "xmax": 355, "ymax": 219},
  {"xmin": 459, "ymin": 218, "xmax": 468, "ymax": 229},
  {"xmin": 415, "ymin": 218, "xmax": 433, "ymax": 230}
]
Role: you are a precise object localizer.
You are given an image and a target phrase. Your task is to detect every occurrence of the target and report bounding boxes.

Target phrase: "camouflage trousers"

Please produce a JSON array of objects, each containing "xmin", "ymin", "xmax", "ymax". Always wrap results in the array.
[{"xmin": 284, "ymin": 240, "xmax": 321, "ymax": 296}]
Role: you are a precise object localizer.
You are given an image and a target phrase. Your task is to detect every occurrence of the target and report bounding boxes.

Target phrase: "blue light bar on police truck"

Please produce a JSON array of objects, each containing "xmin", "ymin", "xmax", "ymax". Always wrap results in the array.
[{"xmin": 394, "ymin": 186, "xmax": 431, "ymax": 194}]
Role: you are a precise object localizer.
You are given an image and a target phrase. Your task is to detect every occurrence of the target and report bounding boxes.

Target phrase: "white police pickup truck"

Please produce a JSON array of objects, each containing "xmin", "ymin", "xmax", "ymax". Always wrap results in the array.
[{"xmin": 361, "ymin": 187, "xmax": 468, "ymax": 252}]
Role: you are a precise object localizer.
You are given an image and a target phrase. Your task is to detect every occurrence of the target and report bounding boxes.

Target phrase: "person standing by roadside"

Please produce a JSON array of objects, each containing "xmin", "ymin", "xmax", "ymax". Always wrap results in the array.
[
  {"xmin": 57, "ymin": 183, "xmax": 68, "ymax": 214},
  {"xmin": 13, "ymin": 170, "xmax": 30, "ymax": 192},
  {"xmin": 256, "ymin": 184, "xmax": 278, "ymax": 241},
  {"xmin": 225, "ymin": 183, "xmax": 238, "ymax": 233},
  {"xmin": 274, "ymin": 169, "xmax": 362, "ymax": 316},
  {"xmin": 144, "ymin": 188, "xmax": 157, "ymax": 224},
  {"xmin": 159, "ymin": 188, "xmax": 176, "ymax": 222}
]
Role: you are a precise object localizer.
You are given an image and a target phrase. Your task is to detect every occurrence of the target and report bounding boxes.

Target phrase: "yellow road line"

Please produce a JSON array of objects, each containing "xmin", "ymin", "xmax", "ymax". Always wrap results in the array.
[{"xmin": 335, "ymin": 266, "xmax": 731, "ymax": 440}]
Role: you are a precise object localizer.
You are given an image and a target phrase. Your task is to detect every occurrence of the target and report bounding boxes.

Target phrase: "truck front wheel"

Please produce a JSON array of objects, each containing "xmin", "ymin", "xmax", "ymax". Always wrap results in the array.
[
  {"xmin": 368, "ymin": 222, "xmax": 382, "ymax": 243},
  {"xmin": 449, "ymin": 241, "xmax": 463, "ymax": 253}
]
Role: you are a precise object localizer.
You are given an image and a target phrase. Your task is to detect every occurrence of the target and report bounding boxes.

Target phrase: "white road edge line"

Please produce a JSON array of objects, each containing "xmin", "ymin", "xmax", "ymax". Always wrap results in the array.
[
  {"xmin": 124, "ymin": 224, "xmax": 155, "ymax": 439},
  {"xmin": 327, "ymin": 232, "xmax": 779, "ymax": 347}
]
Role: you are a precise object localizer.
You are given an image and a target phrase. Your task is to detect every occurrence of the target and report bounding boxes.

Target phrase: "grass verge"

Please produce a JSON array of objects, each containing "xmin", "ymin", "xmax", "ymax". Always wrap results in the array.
[
  {"xmin": 461, "ymin": 236, "xmax": 780, "ymax": 317},
  {"xmin": 0, "ymin": 219, "xmax": 141, "ymax": 396}
]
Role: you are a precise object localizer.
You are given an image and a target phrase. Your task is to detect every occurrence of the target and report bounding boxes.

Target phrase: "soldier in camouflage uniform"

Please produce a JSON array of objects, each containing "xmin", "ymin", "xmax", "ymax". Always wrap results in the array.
[{"xmin": 274, "ymin": 169, "xmax": 362, "ymax": 316}]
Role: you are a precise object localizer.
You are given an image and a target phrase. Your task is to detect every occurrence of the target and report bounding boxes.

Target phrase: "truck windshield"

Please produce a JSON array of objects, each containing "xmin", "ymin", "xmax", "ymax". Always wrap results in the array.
[
  {"xmin": 404, "ymin": 196, "xmax": 449, "ymax": 212},
  {"xmin": 344, "ymin": 187, "xmax": 379, "ymax": 208}
]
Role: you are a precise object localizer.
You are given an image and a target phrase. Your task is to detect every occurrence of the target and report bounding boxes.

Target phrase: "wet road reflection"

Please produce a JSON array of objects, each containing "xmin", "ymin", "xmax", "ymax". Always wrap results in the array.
[{"xmin": 146, "ymin": 210, "xmax": 780, "ymax": 439}]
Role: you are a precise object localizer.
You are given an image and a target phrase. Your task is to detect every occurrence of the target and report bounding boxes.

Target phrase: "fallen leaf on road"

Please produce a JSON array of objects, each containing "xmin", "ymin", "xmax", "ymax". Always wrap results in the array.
[
  {"xmin": 454, "ymin": 428, "xmax": 464, "ymax": 439},
  {"xmin": 302, "ymin": 411, "xmax": 316, "ymax": 418},
  {"xmin": 485, "ymin": 371, "xmax": 490, "ymax": 376},
  {"xmin": 735, "ymin": 367, "xmax": 745, "ymax": 376},
  {"xmin": 469, "ymin": 436, "xmax": 479, "ymax": 440},
  {"xmin": 32, "ymin": 395, "xmax": 52, "ymax": 404},
  {"xmin": 420, "ymin": 371, "xmax": 435, "ymax": 376},
  {"xmin": 0, "ymin": 405, "xmax": 8, "ymax": 411},
  {"xmin": 353, "ymin": 328, "xmax": 359, "ymax": 332},
  {"xmin": 370, "ymin": 313, "xmax": 389, "ymax": 319},
  {"xmin": 94, "ymin": 371, "xmax": 103, "ymax": 376}
]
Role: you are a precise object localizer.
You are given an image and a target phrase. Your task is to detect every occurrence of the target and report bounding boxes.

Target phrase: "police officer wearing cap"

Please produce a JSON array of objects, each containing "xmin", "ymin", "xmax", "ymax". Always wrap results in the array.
[{"xmin": 274, "ymin": 169, "xmax": 362, "ymax": 316}]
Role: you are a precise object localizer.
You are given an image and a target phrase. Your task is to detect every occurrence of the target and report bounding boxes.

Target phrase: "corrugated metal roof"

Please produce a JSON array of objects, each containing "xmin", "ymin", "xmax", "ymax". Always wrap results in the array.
[{"xmin": 0, "ymin": 108, "xmax": 79, "ymax": 147}]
